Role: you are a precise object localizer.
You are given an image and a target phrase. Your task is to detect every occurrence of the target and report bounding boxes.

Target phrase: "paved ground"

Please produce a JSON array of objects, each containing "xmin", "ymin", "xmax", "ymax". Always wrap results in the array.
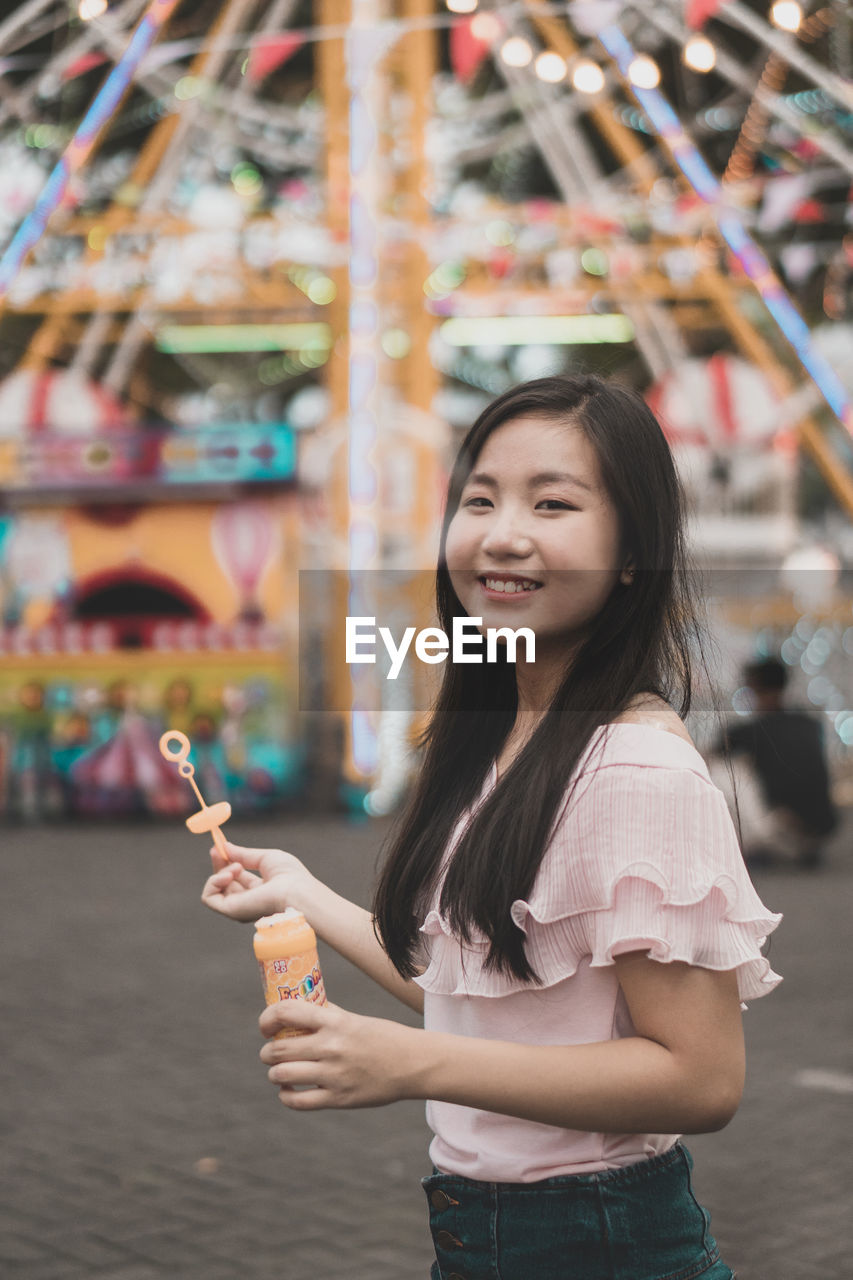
[{"xmin": 1, "ymin": 805, "xmax": 851, "ymax": 1279}]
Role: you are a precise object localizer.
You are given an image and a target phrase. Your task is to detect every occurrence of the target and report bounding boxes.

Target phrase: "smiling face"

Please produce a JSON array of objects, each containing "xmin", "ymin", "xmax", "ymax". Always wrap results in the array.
[{"xmin": 444, "ymin": 415, "xmax": 633, "ymax": 659}]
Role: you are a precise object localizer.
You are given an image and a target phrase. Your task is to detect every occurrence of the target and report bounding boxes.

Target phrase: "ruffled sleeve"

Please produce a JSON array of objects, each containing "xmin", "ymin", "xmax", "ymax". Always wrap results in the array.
[
  {"xmin": 510, "ymin": 757, "xmax": 782, "ymax": 1003},
  {"xmin": 415, "ymin": 734, "xmax": 782, "ymax": 1003}
]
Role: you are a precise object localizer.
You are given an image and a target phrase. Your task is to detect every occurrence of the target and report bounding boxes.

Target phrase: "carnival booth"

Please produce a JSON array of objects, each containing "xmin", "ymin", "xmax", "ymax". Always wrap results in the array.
[{"xmin": 0, "ymin": 369, "xmax": 303, "ymax": 819}]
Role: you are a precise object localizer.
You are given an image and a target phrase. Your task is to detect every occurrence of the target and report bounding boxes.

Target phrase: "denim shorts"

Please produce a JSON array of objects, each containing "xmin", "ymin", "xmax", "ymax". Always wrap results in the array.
[{"xmin": 422, "ymin": 1142, "xmax": 735, "ymax": 1280}]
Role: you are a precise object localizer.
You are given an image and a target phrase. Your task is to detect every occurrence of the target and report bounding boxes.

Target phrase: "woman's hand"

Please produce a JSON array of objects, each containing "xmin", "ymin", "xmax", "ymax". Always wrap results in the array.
[
  {"xmin": 258, "ymin": 1000, "xmax": 421, "ymax": 1110},
  {"xmin": 201, "ymin": 841, "xmax": 318, "ymax": 923}
]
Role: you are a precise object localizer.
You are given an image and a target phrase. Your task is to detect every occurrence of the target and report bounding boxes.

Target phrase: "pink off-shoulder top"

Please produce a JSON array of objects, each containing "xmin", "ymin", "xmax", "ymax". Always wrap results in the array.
[{"xmin": 413, "ymin": 722, "xmax": 783, "ymax": 1183}]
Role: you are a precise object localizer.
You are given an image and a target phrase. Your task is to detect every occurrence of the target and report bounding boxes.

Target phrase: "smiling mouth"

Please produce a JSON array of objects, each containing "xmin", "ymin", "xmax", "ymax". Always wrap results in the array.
[{"xmin": 479, "ymin": 575, "xmax": 543, "ymax": 595}]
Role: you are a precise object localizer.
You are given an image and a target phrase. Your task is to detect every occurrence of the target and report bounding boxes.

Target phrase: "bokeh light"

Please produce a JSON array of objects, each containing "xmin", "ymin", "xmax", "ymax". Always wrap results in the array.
[
  {"xmin": 580, "ymin": 247, "xmax": 608, "ymax": 276},
  {"xmin": 770, "ymin": 0, "xmax": 803, "ymax": 32},
  {"xmin": 231, "ymin": 163, "xmax": 263, "ymax": 197},
  {"xmin": 470, "ymin": 12, "xmax": 502, "ymax": 40},
  {"xmin": 683, "ymin": 35, "xmax": 716, "ymax": 73},
  {"xmin": 381, "ymin": 328, "xmax": 412, "ymax": 359},
  {"xmin": 535, "ymin": 52, "xmax": 567, "ymax": 83},
  {"xmin": 78, "ymin": 0, "xmax": 108, "ymax": 19},
  {"xmin": 306, "ymin": 276, "xmax": 336, "ymax": 305},
  {"xmin": 500, "ymin": 37, "xmax": 533, "ymax": 68},
  {"xmin": 174, "ymin": 76, "xmax": 204, "ymax": 101},
  {"xmin": 485, "ymin": 219, "xmax": 515, "ymax": 246},
  {"xmin": 572, "ymin": 59, "xmax": 605, "ymax": 94},
  {"xmin": 627, "ymin": 55, "xmax": 661, "ymax": 89}
]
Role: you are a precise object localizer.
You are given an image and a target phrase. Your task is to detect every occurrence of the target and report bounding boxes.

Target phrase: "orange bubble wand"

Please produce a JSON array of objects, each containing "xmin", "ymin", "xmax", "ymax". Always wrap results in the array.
[{"xmin": 159, "ymin": 730, "xmax": 232, "ymax": 861}]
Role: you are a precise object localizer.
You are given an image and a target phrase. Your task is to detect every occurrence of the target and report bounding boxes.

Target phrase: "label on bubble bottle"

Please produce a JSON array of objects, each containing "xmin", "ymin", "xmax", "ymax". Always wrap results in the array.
[{"xmin": 258, "ymin": 951, "xmax": 327, "ymax": 1038}]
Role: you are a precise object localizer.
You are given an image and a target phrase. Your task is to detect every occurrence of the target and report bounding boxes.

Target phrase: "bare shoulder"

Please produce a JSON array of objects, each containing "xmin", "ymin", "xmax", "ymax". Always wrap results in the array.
[{"xmin": 612, "ymin": 693, "xmax": 696, "ymax": 748}]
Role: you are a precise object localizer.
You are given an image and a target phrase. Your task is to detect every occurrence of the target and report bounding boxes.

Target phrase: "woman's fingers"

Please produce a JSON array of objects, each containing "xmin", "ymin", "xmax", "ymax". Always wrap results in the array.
[
  {"xmin": 268, "ymin": 1059, "xmax": 325, "ymax": 1088},
  {"xmin": 219, "ymin": 841, "xmax": 290, "ymax": 875},
  {"xmin": 259, "ymin": 997, "xmax": 329, "ymax": 1040},
  {"xmin": 277, "ymin": 1085, "xmax": 328, "ymax": 1110},
  {"xmin": 212, "ymin": 861, "xmax": 257, "ymax": 892},
  {"xmin": 268, "ymin": 1058, "xmax": 333, "ymax": 1109},
  {"xmin": 204, "ymin": 882, "xmax": 277, "ymax": 920},
  {"xmin": 259, "ymin": 1034, "xmax": 322, "ymax": 1066},
  {"xmin": 201, "ymin": 864, "xmax": 274, "ymax": 920},
  {"xmin": 203, "ymin": 862, "xmax": 263, "ymax": 907},
  {"xmin": 202, "ymin": 864, "xmax": 243, "ymax": 900}
]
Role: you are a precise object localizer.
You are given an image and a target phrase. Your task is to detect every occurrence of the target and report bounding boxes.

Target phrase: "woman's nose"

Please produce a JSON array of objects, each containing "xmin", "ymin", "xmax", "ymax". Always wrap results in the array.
[{"xmin": 479, "ymin": 511, "xmax": 533, "ymax": 556}]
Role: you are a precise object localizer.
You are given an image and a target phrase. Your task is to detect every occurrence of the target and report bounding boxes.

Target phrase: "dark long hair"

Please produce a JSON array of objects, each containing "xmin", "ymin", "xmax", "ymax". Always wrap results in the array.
[{"xmin": 373, "ymin": 373, "xmax": 712, "ymax": 984}]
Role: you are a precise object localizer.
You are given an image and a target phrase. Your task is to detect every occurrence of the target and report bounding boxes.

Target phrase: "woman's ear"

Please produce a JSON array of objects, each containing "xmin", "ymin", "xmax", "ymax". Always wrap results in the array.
[{"xmin": 620, "ymin": 563, "xmax": 635, "ymax": 586}]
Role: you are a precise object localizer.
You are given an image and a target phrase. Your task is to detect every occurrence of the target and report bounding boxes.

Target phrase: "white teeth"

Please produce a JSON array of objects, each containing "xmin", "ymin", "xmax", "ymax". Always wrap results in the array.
[{"xmin": 483, "ymin": 577, "xmax": 540, "ymax": 593}]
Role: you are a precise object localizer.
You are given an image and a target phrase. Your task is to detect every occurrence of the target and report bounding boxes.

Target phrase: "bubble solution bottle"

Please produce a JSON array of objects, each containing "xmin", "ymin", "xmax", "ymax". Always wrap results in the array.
[{"xmin": 253, "ymin": 909, "xmax": 328, "ymax": 1040}]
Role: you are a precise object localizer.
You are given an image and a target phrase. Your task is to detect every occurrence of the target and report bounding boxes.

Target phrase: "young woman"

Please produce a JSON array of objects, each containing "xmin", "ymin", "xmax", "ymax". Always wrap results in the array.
[{"xmin": 202, "ymin": 374, "xmax": 781, "ymax": 1280}]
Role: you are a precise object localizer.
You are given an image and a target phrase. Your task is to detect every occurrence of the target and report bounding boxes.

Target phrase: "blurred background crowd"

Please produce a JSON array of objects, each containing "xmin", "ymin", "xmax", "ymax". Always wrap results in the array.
[{"xmin": 2, "ymin": 0, "xmax": 853, "ymax": 841}]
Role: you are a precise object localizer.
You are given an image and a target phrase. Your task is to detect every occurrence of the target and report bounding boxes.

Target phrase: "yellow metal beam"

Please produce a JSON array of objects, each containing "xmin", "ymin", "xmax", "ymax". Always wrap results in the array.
[{"xmin": 7, "ymin": 278, "xmax": 317, "ymax": 316}]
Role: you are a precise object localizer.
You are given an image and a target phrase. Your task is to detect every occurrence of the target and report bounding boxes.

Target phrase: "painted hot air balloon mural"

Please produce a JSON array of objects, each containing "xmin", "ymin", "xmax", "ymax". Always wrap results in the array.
[{"xmin": 211, "ymin": 501, "xmax": 280, "ymax": 624}]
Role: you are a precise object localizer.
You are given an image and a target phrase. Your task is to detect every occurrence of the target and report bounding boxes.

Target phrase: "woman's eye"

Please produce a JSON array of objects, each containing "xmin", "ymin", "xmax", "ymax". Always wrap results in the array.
[
  {"xmin": 463, "ymin": 496, "xmax": 492, "ymax": 507},
  {"xmin": 537, "ymin": 500, "xmax": 576, "ymax": 511}
]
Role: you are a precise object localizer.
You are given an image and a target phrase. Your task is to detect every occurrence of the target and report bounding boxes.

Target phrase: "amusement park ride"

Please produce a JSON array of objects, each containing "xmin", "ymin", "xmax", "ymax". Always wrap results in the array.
[{"xmin": 1, "ymin": 0, "xmax": 853, "ymax": 806}]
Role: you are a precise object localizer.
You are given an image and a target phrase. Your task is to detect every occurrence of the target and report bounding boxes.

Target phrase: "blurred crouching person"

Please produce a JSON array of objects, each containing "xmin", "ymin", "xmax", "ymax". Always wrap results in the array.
[{"xmin": 708, "ymin": 657, "xmax": 838, "ymax": 869}]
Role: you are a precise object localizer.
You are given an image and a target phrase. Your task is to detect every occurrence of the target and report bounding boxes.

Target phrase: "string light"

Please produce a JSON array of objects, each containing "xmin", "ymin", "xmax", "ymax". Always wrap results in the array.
[
  {"xmin": 445, "ymin": 0, "xmax": 477, "ymax": 12},
  {"xmin": 381, "ymin": 328, "xmax": 411, "ymax": 358},
  {"xmin": 231, "ymin": 162, "xmax": 262, "ymax": 196},
  {"xmin": 726, "ymin": 3, "xmax": 834, "ymax": 184},
  {"xmin": 683, "ymin": 34, "xmax": 716, "ymax": 73},
  {"xmin": 534, "ymin": 51, "xmax": 567, "ymax": 82},
  {"xmin": 485, "ymin": 218, "xmax": 515, "ymax": 245},
  {"xmin": 499, "ymin": 36, "xmax": 533, "ymax": 67},
  {"xmin": 580, "ymin": 247, "xmax": 608, "ymax": 276},
  {"xmin": 470, "ymin": 12, "xmax": 502, "ymax": 40},
  {"xmin": 154, "ymin": 323, "xmax": 331, "ymax": 353},
  {"xmin": 174, "ymin": 75, "xmax": 204, "ymax": 100},
  {"xmin": 770, "ymin": 0, "xmax": 803, "ymax": 32},
  {"xmin": 571, "ymin": 58, "xmax": 605, "ymax": 94},
  {"xmin": 306, "ymin": 276, "xmax": 336, "ymax": 304},
  {"xmin": 599, "ymin": 21, "xmax": 853, "ymax": 436},
  {"xmin": 627, "ymin": 55, "xmax": 661, "ymax": 89},
  {"xmin": 723, "ymin": 50, "xmax": 787, "ymax": 183},
  {"xmin": 439, "ymin": 314, "xmax": 634, "ymax": 344}
]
